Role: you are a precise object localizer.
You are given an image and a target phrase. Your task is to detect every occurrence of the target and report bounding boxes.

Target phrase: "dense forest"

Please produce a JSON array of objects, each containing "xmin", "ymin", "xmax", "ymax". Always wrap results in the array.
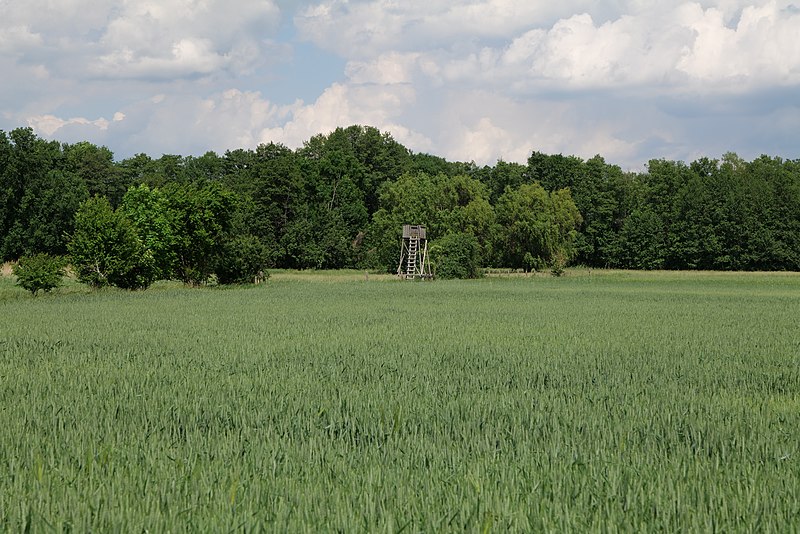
[{"xmin": 1, "ymin": 125, "xmax": 798, "ymax": 285}]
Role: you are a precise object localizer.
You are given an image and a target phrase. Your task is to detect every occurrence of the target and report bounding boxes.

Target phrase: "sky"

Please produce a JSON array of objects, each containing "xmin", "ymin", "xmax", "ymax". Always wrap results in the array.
[{"xmin": 1, "ymin": 0, "xmax": 799, "ymax": 169}]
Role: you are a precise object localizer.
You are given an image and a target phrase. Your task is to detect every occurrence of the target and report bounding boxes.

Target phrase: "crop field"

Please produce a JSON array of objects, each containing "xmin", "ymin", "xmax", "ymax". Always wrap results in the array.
[{"xmin": 1, "ymin": 270, "xmax": 799, "ymax": 532}]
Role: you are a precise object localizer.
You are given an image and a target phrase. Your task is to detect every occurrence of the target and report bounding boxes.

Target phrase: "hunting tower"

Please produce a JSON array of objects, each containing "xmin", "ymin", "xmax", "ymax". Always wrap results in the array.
[{"xmin": 397, "ymin": 224, "xmax": 433, "ymax": 280}]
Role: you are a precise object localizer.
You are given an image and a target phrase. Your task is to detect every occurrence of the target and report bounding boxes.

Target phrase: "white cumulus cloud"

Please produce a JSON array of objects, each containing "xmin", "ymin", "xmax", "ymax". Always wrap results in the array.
[
  {"xmin": 260, "ymin": 83, "xmax": 433, "ymax": 151},
  {"xmin": 1, "ymin": 0, "xmax": 283, "ymax": 80},
  {"xmin": 93, "ymin": 0, "xmax": 282, "ymax": 79},
  {"xmin": 27, "ymin": 114, "xmax": 110, "ymax": 136},
  {"xmin": 3, "ymin": 0, "xmax": 800, "ymax": 169},
  {"xmin": 301, "ymin": 0, "xmax": 800, "ymax": 91}
]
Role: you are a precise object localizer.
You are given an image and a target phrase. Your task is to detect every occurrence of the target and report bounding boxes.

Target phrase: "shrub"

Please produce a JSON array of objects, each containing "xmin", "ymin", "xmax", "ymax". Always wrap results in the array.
[
  {"xmin": 215, "ymin": 235, "xmax": 271, "ymax": 285},
  {"xmin": 12, "ymin": 253, "xmax": 66, "ymax": 295},
  {"xmin": 550, "ymin": 250, "xmax": 567, "ymax": 277},
  {"xmin": 523, "ymin": 252, "xmax": 545, "ymax": 273},
  {"xmin": 431, "ymin": 232, "xmax": 483, "ymax": 279}
]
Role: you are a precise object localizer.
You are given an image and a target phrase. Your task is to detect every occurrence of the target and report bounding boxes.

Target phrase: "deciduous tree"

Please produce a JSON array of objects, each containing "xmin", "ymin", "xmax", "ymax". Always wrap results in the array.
[{"xmin": 68, "ymin": 196, "xmax": 155, "ymax": 289}]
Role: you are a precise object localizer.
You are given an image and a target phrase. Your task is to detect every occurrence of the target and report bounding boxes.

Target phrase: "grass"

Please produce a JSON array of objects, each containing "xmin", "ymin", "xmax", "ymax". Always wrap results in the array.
[{"xmin": 1, "ymin": 270, "xmax": 799, "ymax": 531}]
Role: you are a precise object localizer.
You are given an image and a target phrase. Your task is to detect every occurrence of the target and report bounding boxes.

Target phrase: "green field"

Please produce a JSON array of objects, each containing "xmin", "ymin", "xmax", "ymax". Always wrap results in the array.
[{"xmin": 1, "ymin": 270, "xmax": 799, "ymax": 532}]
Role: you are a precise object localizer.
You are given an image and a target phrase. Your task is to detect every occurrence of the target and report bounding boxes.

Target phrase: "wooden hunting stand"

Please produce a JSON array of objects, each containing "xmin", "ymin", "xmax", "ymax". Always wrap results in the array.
[{"xmin": 397, "ymin": 224, "xmax": 433, "ymax": 280}]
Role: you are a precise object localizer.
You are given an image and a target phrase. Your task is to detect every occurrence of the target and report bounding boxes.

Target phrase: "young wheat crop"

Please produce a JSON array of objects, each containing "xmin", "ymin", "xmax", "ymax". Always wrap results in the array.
[{"xmin": 1, "ymin": 271, "xmax": 798, "ymax": 531}]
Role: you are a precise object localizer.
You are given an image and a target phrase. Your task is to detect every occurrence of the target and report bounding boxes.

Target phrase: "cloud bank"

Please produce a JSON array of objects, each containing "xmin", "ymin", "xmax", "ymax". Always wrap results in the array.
[{"xmin": 1, "ymin": 0, "xmax": 799, "ymax": 168}]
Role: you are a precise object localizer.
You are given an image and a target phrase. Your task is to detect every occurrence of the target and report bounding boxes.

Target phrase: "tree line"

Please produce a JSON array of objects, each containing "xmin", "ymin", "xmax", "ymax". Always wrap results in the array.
[{"xmin": 1, "ymin": 125, "xmax": 798, "ymax": 288}]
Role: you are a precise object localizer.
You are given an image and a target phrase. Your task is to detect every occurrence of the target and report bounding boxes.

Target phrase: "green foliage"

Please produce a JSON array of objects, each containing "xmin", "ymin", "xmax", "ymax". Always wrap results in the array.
[
  {"xmin": 62, "ymin": 141, "xmax": 122, "ymax": 203},
  {"xmin": 550, "ymin": 250, "xmax": 567, "ymax": 277},
  {"xmin": 215, "ymin": 234, "xmax": 271, "ymax": 285},
  {"xmin": 120, "ymin": 184, "xmax": 176, "ymax": 280},
  {"xmin": 495, "ymin": 183, "xmax": 582, "ymax": 269},
  {"xmin": 480, "ymin": 160, "xmax": 528, "ymax": 203},
  {"xmin": 11, "ymin": 253, "xmax": 65, "ymax": 295},
  {"xmin": 301, "ymin": 125, "xmax": 410, "ymax": 214},
  {"xmin": 495, "ymin": 183, "xmax": 551, "ymax": 268},
  {"xmin": 3, "ymin": 125, "xmax": 800, "ymax": 273},
  {"xmin": 279, "ymin": 218, "xmax": 327, "ymax": 269},
  {"xmin": 369, "ymin": 172, "xmax": 495, "ymax": 271},
  {"xmin": 68, "ymin": 196, "xmax": 155, "ymax": 289},
  {"xmin": 522, "ymin": 251, "xmax": 541, "ymax": 272},
  {"xmin": 242, "ymin": 143, "xmax": 305, "ymax": 267},
  {"xmin": 369, "ymin": 173, "xmax": 440, "ymax": 271},
  {"xmin": 164, "ymin": 182, "xmax": 236, "ymax": 285},
  {"xmin": 0, "ymin": 128, "xmax": 89, "ymax": 260},
  {"xmin": 527, "ymin": 151, "xmax": 586, "ymax": 192},
  {"xmin": 430, "ymin": 232, "xmax": 482, "ymax": 279},
  {"xmin": 291, "ymin": 125, "xmax": 411, "ymax": 269},
  {"xmin": 405, "ymin": 152, "xmax": 462, "ymax": 178},
  {"xmin": 617, "ymin": 209, "xmax": 666, "ymax": 270}
]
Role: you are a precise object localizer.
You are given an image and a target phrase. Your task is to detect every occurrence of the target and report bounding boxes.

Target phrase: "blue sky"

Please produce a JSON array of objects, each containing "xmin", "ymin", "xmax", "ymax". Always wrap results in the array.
[{"xmin": 1, "ymin": 0, "xmax": 799, "ymax": 169}]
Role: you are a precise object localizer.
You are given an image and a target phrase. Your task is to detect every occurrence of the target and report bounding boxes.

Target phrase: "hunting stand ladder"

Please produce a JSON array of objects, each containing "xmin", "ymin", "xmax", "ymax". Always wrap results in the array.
[{"xmin": 397, "ymin": 224, "xmax": 433, "ymax": 280}]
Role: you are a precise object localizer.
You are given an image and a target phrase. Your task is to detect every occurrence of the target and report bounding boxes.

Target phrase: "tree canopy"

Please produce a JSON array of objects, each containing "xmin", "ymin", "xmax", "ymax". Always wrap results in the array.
[{"xmin": 1, "ymin": 125, "xmax": 798, "ymax": 286}]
